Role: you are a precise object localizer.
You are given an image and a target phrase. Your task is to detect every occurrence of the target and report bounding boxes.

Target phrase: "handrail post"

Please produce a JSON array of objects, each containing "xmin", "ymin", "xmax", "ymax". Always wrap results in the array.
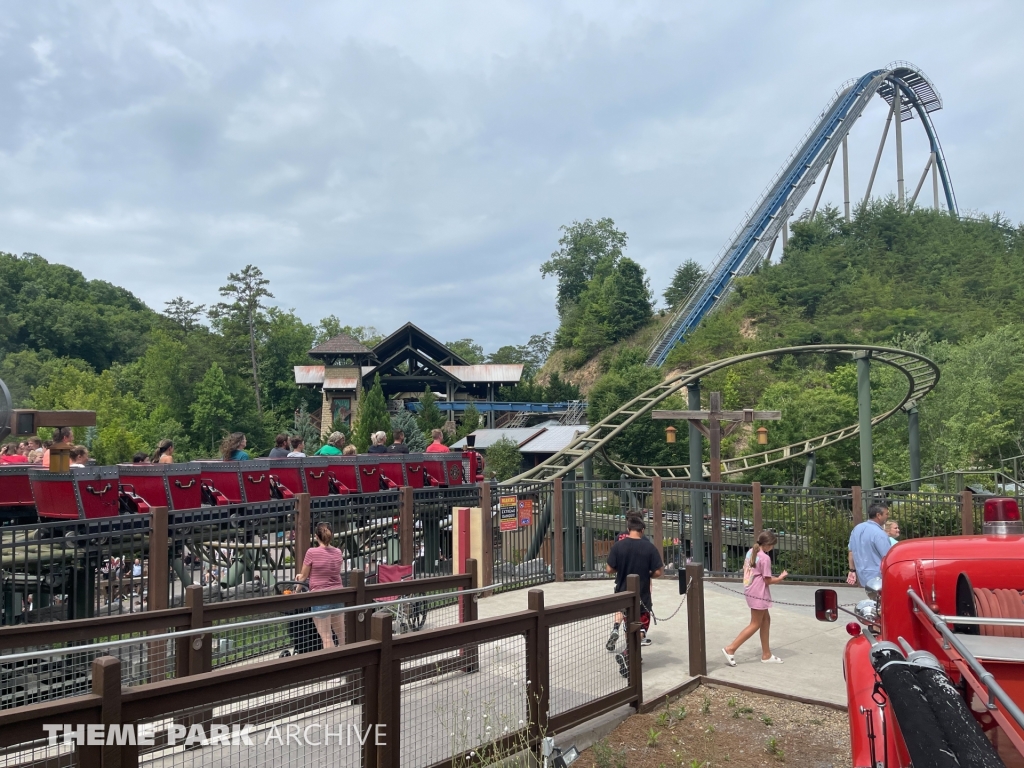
[
  {"xmin": 400, "ymin": 486, "xmax": 414, "ymax": 566},
  {"xmin": 477, "ymin": 480, "xmax": 494, "ymax": 591},
  {"xmin": 686, "ymin": 563, "xmax": 707, "ymax": 676},
  {"xmin": 752, "ymin": 481, "xmax": 762, "ymax": 536},
  {"xmin": 147, "ymin": 507, "xmax": 169, "ymax": 612},
  {"xmin": 961, "ymin": 489, "xmax": 974, "ymax": 536},
  {"xmin": 372, "ymin": 612, "xmax": 397, "ymax": 768},
  {"xmin": 553, "ymin": 478, "xmax": 564, "ymax": 582},
  {"xmin": 527, "ymin": 589, "xmax": 549, "ymax": 741},
  {"xmin": 92, "ymin": 655, "xmax": 123, "ymax": 768},
  {"xmin": 348, "ymin": 570, "xmax": 365, "ymax": 643},
  {"xmin": 294, "ymin": 493, "xmax": 310, "ymax": 575},
  {"xmin": 183, "ymin": 585, "xmax": 209, "ymax": 675},
  {"xmin": 652, "ymin": 477, "xmax": 664, "ymax": 564}
]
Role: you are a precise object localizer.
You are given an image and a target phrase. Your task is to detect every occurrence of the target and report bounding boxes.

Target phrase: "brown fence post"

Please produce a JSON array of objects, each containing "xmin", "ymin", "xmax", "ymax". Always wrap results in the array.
[
  {"xmin": 295, "ymin": 493, "xmax": 310, "ymax": 574},
  {"xmin": 372, "ymin": 612, "xmax": 397, "ymax": 768},
  {"xmin": 347, "ymin": 570, "xmax": 366, "ymax": 643},
  {"xmin": 553, "ymin": 478, "xmax": 565, "ymax": 582},
  {"xmin": 461, "ymin": 559, "xmax": 480, "ymax": 673},
  {"xmin": 400, "ymin": 486, "xmax": 414, "ymax": 566},
  {"xmin": 526, "ymin": 589, "xmax": 549, "ymax": 741},
  {"xmin": 92, "ymin": 655, "xmax": 123, "ymax": 768},
  {"xmin": 961, "ymin": 489, "xmax": 974, "ymax": 536},
  {"xmin": 652, "ymin": 476, "xmax": 664, "ymax": 564},
  {"xmin": 686, "ymin": 563, "xmax": 706, "ymax": 676},
  {"xmin": 147, "ymin": 507, "xmax": 169, "ymax": 612},
  {"xmin": 625, "ymin": 573, "xmax": 643, "ymax": 707},
  {"xmin": 752, "ymin": 481, "xmax": 763, "ymax": 536},
  {"xmin": 183, "ymin": 585, "xmax": 210, "ymax": 675},
  {"xmin": 852, "ymin": 487, "xmax": 863, "ymax": 526}
]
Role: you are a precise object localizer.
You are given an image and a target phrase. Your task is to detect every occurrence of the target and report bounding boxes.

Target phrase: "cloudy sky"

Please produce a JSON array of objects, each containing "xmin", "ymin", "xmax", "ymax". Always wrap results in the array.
[{"xmin": 2, "ymin": 2, "xmax": 1022, "ymax": 352}]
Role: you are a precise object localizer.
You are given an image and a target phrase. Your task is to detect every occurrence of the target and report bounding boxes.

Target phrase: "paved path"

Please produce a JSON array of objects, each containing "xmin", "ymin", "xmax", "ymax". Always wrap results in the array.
[{"xmin": 478, "ymin": 578, "xmax": 861, "ymax": 707}]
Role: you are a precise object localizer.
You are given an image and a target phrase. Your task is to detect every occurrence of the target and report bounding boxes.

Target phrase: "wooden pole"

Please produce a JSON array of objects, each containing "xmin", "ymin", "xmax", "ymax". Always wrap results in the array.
[{"xmin": 686, "ymin": 563, "xmax": 706, "ymax": 676}]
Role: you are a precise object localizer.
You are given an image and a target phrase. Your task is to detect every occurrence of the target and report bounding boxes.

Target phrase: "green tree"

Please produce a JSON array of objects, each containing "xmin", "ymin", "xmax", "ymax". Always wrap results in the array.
[
  {"xmin": 485, "ymin": 436, "xmax": 523, "ymax": 482},
  {"xmin": 163, "ymin": 296, "xmax": 207, "ymax": 332},
  {"xmin": 391, "ymin": 409, "xmax": 427, "ymax": 452},
  {"xmin": 663, "ymin": 259, "xmax": 707, "ymax": 309},
  {"xmin": 540, "ymin": 218, "xmax": 627, "ymax": 317},
  {"xmin": 315, "ymin": 316, "xmax": 382, "ymax": 347},
  {"xmin": 457, "ymin": 402, "xmax": 482, "ymax": 440},
  {"xmin": 189, "ymin": 363, "xmax": 235, "ymax": 453},
  {"xmin": 445, "ymin": 339, "xmax": 485, "ymax": 364},
  {"xmin": 352, "ymin": 374, "xmax": 391, "ymax": 452},
  {"xmin": 292, "ymin": 402, "xmax": 321, "ymax": 454},
  {"xmin": 416, "ymin": 387, "xmax": 447, "ymax": 439},
  {"xmin": 488, "ymin": 332, "xmax": 552, "ymax": 378},
  {"xmin": 260, "ymin": 307, "xmax": 317, "ymax": 415},
  {"xmin": 213, "ymin": 265, "xmax": 273, "ymax": 417}
]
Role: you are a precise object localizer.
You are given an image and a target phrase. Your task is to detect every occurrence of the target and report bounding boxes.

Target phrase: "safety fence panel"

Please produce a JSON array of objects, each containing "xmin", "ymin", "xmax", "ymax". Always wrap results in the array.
[
  {"xmin": 412, "ymin": 486, "xmax": 481, "ymax": 577},
  {"xmin": 0, "ymin": 514, "xmax": 152, "ymax": 626},
  {"xmin": 757, "ymin": 485, "xmax": 853, "ymax": 582},
  {"xmin": 166, "ymin": 500, "xmax": 297, "ymax": 608},
  {"xmin": 0, "ymin": 583, "xmax": 643, "ymax": 768},
  {"xmin": 879, "ymin": 490, "xmax": 965, "ymax": 539},
  {"xmin": 548, "ymin": 606, "xmax": 631, "ymax": 717},
  {"xmin": 489, "ymin": 482, "xmax": 555, "ymax": 591},
  {"xmin": 311, "ymin": 491, "xmax": 401, "ymax": 581}
]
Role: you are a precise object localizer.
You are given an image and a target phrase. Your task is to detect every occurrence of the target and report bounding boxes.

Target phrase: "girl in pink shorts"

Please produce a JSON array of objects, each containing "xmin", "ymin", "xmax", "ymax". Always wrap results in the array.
[{"xmin": 722, "ymin": 530, "xmax": 788, "ymax": 665}]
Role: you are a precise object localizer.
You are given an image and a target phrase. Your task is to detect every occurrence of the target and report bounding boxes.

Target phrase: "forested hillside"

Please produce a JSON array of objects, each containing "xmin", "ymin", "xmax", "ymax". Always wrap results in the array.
[{"xmin": 586, "ymin": 202, "xmax": 1024, "ymax": 486}]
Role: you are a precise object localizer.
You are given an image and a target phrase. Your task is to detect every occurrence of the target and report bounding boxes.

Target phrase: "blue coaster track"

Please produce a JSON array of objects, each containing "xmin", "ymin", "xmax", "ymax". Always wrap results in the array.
[{"xmin": 646, "ymin": 62, "xmax": 958, "ymax": 368}]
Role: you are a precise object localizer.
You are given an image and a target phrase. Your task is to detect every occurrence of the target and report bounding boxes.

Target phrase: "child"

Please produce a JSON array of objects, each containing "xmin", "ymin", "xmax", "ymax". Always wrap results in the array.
[
  {"xmin": 605, "ymin": 514, "xmax": 664, "ymax": 677},
  {"xmin": 722, "ymin": 530, "xmax": 788, "ymax": 665},
  {"xmin": 884, "ymin": 520, "xmax": 900, "ymax": 546}
]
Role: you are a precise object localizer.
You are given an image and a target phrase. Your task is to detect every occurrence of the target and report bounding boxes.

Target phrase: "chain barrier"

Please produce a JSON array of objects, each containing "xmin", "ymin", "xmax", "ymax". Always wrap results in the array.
[
  {"xmin": 709, "ymin": 579, "xmax": 861, "ymax": 608},
  {"xmin": 640, "ymin": 577, "xmax": 692, "ymax": 623}
]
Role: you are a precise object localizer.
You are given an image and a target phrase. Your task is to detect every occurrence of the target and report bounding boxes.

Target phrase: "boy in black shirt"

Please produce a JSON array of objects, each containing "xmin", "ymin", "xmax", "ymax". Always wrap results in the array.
[{"xmin": 605, "ymin": 514, "xmax": 663, "ymax": 677}]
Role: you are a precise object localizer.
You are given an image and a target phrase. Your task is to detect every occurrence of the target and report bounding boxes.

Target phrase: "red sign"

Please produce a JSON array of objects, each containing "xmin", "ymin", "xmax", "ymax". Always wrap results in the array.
[{"xmin": 518, "ymin": 498, "xmax": 534, "ymax": 528}]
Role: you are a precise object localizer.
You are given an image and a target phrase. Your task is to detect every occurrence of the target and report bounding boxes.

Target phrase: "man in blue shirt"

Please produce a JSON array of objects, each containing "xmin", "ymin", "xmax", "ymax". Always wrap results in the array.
[{"xmin": 848, "ymin": 503, "xmax": 892, "ymax": 597}]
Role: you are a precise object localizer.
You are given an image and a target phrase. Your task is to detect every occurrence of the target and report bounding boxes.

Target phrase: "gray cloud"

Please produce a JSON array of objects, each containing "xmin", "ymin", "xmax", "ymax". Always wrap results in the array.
[{"xmin": 1, "ymin": 1, "xmax": 1022, "ymax": 351}]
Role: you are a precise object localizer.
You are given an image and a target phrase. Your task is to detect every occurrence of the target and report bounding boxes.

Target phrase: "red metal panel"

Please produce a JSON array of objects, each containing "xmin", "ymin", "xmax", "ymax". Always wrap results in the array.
[
  {"xmin": 0, "ymin": 466, "xmax": 42, "ymax": 507},
  {"xmin": 301, "ymin": 457, "xmax": 334, "ymax": 497},
  {"xmin": 30, "ymin": 474, "xmax": 80, "ymax": 520},
  {"xmin": 377, "ymin": 456, "xmax": 406, "ymax": 489},
  {"xmin": 76, "ymin": 472, "xmax": 120, "ymax": 519},
  {"xmin": 357, "ymin": 461, "xmax": 382, "ymax": 494},
  {"xmin": 444, "ymin": 456, "xmax": 466, "ymax": 486},
  {"xmin": 239, "ymin": 461, "xmax": 273, "ymax": 502},
  {"xmin": 197, "ymin": 462, "xmax": 244, "ymax": 503},
  {"xmin": 267, "ymin": 458, "xmax": 304, "ymax": 496},
  {"xmin": 403, "ymin": 455, "xmax": 429, "ymax": 488},
  {"xmin": 419, "ymin": 457, "xmax": 447, "ymax": 487},
  {"xmin": 324, "ymin": 456, "xmax": 359, "ymax": 494}
]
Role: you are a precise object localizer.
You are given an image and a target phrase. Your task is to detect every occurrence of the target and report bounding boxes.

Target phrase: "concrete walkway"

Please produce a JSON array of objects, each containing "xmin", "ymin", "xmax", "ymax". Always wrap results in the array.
[{"xmin": 478, "ymin": 578, "xmax": 862, "ymax": 708}]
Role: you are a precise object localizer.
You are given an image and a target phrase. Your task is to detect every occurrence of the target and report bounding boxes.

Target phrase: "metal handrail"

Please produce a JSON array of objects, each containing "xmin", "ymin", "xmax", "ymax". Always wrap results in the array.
[
  {"xmin": 932, "ymin": 615, "xmax": 1024, "ymax": 627},
  {"xmin": 908, "ymin": 588, "xmax": 1024, "ymax": 731},
  {"xmin": 0, "ymin": 582, "xmax": 496, "ymax": 665}
]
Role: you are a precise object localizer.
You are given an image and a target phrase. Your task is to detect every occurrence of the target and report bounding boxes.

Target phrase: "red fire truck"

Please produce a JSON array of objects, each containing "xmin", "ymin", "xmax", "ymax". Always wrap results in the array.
[{"xmin": 815, "ymin": 497, "xmax": 1024, "ymax": 767}]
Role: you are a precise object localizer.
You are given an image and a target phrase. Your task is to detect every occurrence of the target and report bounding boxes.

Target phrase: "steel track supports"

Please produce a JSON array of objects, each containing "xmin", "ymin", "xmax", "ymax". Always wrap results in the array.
[
  {"xmin": 687, "ymin": 380, "xmax": 705, "ymax": 569},
  {"xmin": 811, "ymin": 150, "xmax": 836, "ymax": 218},
  {"xmin": 843, "ymin": 136, "xmax": 851, "ymax": 222},
  {"xmin": 855, "ymin": 351, "xmax": 874, "ymax": 504},
  {"xmin": 910, "ymin": 153, "xmax": 934, "ymax": 206},
  {"xmin": 907, "ymin": 405, "xmax": 921, "ymax": 493},
  {"xmin": 895, "ymin": 93, "xmax": 905, "ymax": 205},
  {"xmin": 802, "ymin": 451, "xmax": 816, "ymax": 488},
  {"xmin": 932, "ymin": 153, "xmax": 940, "ymax": 210},
  {"xmin": 863, "ymin": 95, "xmax": 897, "ymax": 207}
]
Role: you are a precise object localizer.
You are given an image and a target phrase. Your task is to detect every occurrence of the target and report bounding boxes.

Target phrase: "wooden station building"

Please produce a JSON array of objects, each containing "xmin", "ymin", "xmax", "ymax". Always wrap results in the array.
[{"xmin": 294, "ymin": 322, "xmax": 523, "ymax": 435}]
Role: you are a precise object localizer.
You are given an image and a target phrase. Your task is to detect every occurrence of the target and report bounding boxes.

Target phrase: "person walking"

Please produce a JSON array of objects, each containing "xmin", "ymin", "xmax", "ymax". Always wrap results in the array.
[
  {"xmin": 388, "ymin": 430, "xmax": 410, "ymax": 454},
  {"xmin": 287, "ymin": 436, "xmax": 306, "ymax": 458},
  {"xmin": 152, "ymin": 440, "xmax": 174, "ymax": 464},
  {"xmin": 268, "ymin": 434, "xmax": 290, "ymax": 459},
  {"xmin": 220, "ymin": 433, "xmax": 250, "ymax": 461},
  {"xmin": 722, "ymin": 530, "xmax": 788, "ymax": 666},
  {"xmin": 297, "ymin": 522, "xmax": 346, "ymax": 648},
  {"xmin": 315, "ymin": 432, "xmax": 346, "ymax": 456},
  {"xmin": 425, "ymin": 429, "xmax": 449, "ymax": 453},
  {"xmin": 367, "ymin": 431, "xmax": 389, "ymax": 454},
  {"xmin": 605, "ymin": 514, "xmax": 664, "ymax": 678},
  {"xmin": 847, "ymin": 503, "xmax": 892, "ymax": 597}
]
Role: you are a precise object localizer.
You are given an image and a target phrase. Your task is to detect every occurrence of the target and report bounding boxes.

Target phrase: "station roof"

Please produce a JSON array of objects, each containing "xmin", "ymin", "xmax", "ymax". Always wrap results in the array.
[
  {"xmin": 442, "ymin": 365, "xmax": 524, "ymax": 383},
  {"xmin": 309, "ymin": 333, "xmax": 373, "ymax": 357},
  {"xmin": 451, "ymin": 424, "xmax": 588, "ymax": 453}
]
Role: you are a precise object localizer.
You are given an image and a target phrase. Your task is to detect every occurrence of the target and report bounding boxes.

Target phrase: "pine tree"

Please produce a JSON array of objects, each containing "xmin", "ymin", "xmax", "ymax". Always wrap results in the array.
[
  {"xmin": 390, "ymin": 409, "xmax": 427, "ymax": 452},
  {"xmin": 352, "ymin": 374, "xmax": 391, "ymax": 453},
  {"xmin": 484, "ymin": 436, "xmax": 523, "ymax": 482},
  {"xmin": 457, "ymin": 402, "xmax": 482, "ymax": 440},
  {"xmin": 291, "ymin": 402, "xmax": 321, "ymax": 454},
  {"xmin": 663, "ymin": 260, "xmax": 707, "ymax": 309},
  {"xmin": 190, "ymin": 363, "xmax": 235, "ymax": 454},
  {"xmin": 416, "ymin": 387, "xmax": 447, "ymax": 439}
]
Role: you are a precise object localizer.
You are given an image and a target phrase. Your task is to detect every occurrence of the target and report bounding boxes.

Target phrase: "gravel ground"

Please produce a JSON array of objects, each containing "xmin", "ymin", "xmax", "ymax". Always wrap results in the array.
[{"xmin": 573, "ymin": 684, "xmax": 851, "ymax": 768}]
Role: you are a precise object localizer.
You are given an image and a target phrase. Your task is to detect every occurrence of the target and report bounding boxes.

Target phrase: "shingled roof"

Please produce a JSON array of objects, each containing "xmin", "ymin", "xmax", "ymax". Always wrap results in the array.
[{"xmin": 309, "ymin": 333, "xmax": 372, "ymax": 357}]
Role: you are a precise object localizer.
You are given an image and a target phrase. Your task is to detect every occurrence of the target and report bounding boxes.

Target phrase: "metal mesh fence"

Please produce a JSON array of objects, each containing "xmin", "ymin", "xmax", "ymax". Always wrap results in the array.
[
  {"xmin": 311, "ymin": 492, "xmax": 400, "ymax": 581},
  {"xmin": 1, "ymin": 513, "xmax": 151, "ymax": 625},
  {"xmin": 549, "ymin": 610, "xmax": 630, "ymax": 716},
  {"xmin": 490, "ymin": 483, "xmax": 553, "ymax": 591},
  {"xmin": 134, "ymin": 670, "xmax": 366, "ymax": 768},
  {"xmin": 400, "ymin": 634, "xmax": 528, "ymax": 768},
  {"xmin": 879, "ymin": 491, "xmax": 964, "ymax": 539},
  {"xmin": 413, "ymin": 486, "xmax": 480, "ymax": 577},
  {"xmin": 0, "ymin": 736, "xmax": 75, "ymax": 768},
  {"xmin": 168, "ymin": 502, "xmax": 296, "ymax": 608}
]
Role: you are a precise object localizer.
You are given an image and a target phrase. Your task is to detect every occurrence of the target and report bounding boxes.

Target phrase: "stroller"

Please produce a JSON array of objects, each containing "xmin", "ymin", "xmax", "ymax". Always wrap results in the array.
[
  {"xmin": 372, "ymin": 564, "xmax": 428, "ymax": 635},
  {"xmin": 274, "ymin": 580, "xmax": 323, "ymax": 656}
]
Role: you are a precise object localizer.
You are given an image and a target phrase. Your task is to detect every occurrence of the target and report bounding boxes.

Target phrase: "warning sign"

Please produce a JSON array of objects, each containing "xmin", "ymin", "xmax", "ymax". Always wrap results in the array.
[
  {"xmin": 499, "ymin": 495, "xmax": 519, "ymax": 531},
  {"xmin": 518, "ymin": 498, "xmax": 534, "ymax": 528}
]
